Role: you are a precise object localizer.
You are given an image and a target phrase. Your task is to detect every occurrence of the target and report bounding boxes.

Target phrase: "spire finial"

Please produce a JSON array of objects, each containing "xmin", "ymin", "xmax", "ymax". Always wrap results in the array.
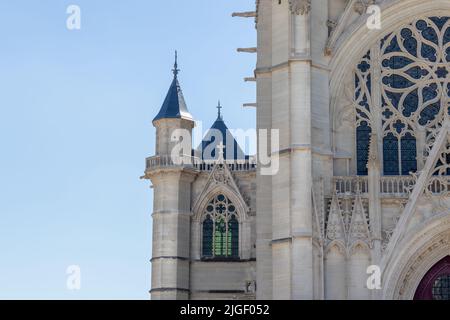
[
  {"xmin": 172, "ymin": 50, "xmax": 180, "ymax": 78},
  {"xmin": 217, "ymin": 100, "xmax": 223, "ymax": 119}
]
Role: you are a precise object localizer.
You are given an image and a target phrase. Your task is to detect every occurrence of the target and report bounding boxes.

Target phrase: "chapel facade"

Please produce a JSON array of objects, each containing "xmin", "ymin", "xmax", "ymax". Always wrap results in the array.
[{"xmin": 144, "ymin": 0, "xmax": 450, "ymax": 300}]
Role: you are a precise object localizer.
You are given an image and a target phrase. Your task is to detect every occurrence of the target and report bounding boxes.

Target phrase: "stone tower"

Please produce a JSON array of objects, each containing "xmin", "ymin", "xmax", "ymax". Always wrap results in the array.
[
  {"xmin": 145, "ymin": 54, "xmax": 196, "ymax": 300},
  {"xmin": 255, "ymin": 0, "xmax": 324, "ymax": 299},
  {"xmin": 145, "ymin": 0, "xmax": 450, "ymax": 300},
  {"xmin": 144, "ymin": 53, "xmax": 257, "ymax": 300}
]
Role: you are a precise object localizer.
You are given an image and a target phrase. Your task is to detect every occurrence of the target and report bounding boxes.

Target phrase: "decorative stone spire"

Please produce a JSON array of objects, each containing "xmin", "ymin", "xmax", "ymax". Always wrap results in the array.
[{"xmin": 153, "ymin": 51, "xmax": 193, "ymax": 122}]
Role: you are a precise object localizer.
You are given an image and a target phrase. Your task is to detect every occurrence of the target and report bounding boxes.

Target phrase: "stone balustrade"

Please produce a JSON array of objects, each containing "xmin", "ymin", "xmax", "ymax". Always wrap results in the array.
[
  {"xmin": 380, "ymin": 176, "xmax": 416, "ymax": 196},
  {"xmin": 426, "ymin": 176, "xmax": 450, "ymax": 195},
  {"xmin": 145, "ymin": 155, "xmax": 257, "ymax": 172},
  {"xmin": 333, "ymin": 176, "xmax": 417, "ymax": 197},
  {"xmin": 333, "ymin": 176, "xmax": 369, "ymax": 195}
]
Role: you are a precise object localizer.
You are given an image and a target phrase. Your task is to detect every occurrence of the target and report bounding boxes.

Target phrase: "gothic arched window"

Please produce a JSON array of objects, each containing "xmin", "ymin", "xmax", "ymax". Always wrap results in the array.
[
  {"xmin": 202, "ymin": 194, "xmax": 239, "ymax": 260},
  {"xmin": 355, "ymin": 17, "xmax": 450, "ymax": 175}
]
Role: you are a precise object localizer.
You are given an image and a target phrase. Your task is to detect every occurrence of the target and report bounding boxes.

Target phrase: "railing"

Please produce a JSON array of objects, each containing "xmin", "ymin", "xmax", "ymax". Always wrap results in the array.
[
  {"xmin": 145, "ymin": 155, "xmax": 257, "ymax": 172},
  {"xmin": 333, "ymin": 176, "xmax": 369, "ymax": 195},
  {"xmin": 333, "ymin": 176, "xmax": 415, "ymax": 197},
  {"xmin": 146, "ymin": 155, "xmax": 196, "ymax": 169},
  {"xmin": 333, "ymin": 175, "xmax": 450, "ymax": 197},
  {"xmin": 426, "ymin": 177, "xmax": 450, "ymax": 195},
  {"xmin": 380, "ymin": 176, "xmax": 415, "ymax": 196}
]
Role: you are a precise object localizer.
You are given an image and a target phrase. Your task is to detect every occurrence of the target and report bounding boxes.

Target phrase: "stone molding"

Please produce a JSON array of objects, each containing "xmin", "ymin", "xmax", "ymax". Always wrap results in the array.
[{"xmin": 289, "ymin": 0, "xmax": 311, "ymax": 15}]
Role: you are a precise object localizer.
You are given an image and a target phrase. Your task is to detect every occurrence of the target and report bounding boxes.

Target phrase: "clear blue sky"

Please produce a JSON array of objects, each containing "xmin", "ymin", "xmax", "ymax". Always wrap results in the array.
[{"xmin": 0, "ymin": 0, "xmax": 255, "ymax": 299}]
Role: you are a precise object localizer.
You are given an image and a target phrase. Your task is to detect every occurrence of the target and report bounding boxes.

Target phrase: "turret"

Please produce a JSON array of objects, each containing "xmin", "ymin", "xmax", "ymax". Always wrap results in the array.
[
  {"xmin": 153, "ymin": 51, "xmax": 195, "ymax": 158},
  {"xmin": 144, "ymin": 52, "xmax": 197, "ymax": 300}
]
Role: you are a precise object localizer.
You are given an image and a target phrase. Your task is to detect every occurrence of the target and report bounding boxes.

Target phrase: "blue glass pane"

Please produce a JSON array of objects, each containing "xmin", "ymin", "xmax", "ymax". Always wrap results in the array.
[
  {"xmin": 403, "ymin": 33, "xmax": 418, "ymax": 56},
  {"xmin": 429, "ymin": 17, "xmax": 449, "ymax": 30},
  {"xmin": 401, "ymin": 133, "xmax": 417, "ymax": 175},
  {"xmin": 382, "ymin": 56, "xmax": 414, "ymax": 69},
  {"xmin": 382, "ymin": 74, "xmax": 414, "ymax": 89},
  {"xmin": 357, "ymin": 121, "xmax": 371, "ymax": 176},
  {"xmin": 385, "ymin": 35, "xmax": 401, "ymax": 52},
  {"xmin": 228, "ymin": 216, "xmax": 239, "ymax": 258},
  {"xmin": 419, "ymin": 101, "xmax": 441, "ymax": 126},
  {"xmin": 384, "ymin": 91, "xmax": 402, "ymax": 111},
  {"xmin": 214, "ymin": 218, "xmax": 227, "ymax": 256},
  {"xmin": 403, "ymin": 89, "xmax": 419, "ymax": 116},
  {"xmin": 421, "ymin": 43, "xmax": 437, "ymax": 62},
  {"xmin": 384, "ymin": 133, "xmax": 399, "ymax": 175},
  {"xmin": 359, "ymin": 16, "xmax": 450, "ymax": 176},
  {"xmin": 202, "ymin": 216, "xmax": 214, "ymax": 257}
]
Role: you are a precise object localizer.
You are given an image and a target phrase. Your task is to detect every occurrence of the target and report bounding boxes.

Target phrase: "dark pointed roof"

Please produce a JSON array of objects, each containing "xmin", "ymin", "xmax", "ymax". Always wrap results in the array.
[
  {"xmin": 199, "ymin": 102, "xmax": 246, "ymax": 160},
  {"xmin": 153, "ymin": 52, "xmax": 193, "ymax": 122}
]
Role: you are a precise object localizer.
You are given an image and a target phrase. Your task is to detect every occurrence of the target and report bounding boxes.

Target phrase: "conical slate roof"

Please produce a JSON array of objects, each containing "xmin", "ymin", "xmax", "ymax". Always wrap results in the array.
[
  {"xmin": 153, "ymin": 52, "xmax": 193, "ymax": 122},
  {"xmin": 199, "ymin": 102, "xmax": 245, "ymax": 160}
]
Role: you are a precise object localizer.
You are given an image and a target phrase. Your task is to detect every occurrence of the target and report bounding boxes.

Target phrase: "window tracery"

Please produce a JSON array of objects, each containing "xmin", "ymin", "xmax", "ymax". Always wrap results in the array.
[
  {"xmin": 201, "ymin": 194, "xmax": 239, "ymax": 259},
  {"xmin": 355, "ymin": 17, "xmax": 450, "ymax": 175}
]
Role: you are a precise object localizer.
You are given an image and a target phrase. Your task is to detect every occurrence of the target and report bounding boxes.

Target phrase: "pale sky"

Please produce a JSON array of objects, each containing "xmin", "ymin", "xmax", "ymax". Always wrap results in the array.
[{"xmin": 0, "ymin": 0, "xmax": 256, "ymax": 299}]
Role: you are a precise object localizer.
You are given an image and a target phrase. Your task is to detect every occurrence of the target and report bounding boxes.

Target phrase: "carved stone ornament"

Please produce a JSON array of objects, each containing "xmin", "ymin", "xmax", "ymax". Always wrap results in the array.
[
  {"xmin": 289, "ymin": 0, "xmax": 311, "ymax": 16},
  {"xmin": 354, "ymin": 0, "xmax": 375, "ymax": 15},
  {"xmin": 212, "ymin": 164, "xmax": 230, "ymax": 184}
]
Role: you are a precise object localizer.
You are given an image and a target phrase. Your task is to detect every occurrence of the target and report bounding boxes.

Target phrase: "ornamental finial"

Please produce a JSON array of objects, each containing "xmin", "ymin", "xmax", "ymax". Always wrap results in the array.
[
  {"xmin": 172, "ymin": 50, "xmax": 180, "ymax": 78},
  {"xmin": 217, "ymin": 100, "xmax": 223, "ymax": 119}
]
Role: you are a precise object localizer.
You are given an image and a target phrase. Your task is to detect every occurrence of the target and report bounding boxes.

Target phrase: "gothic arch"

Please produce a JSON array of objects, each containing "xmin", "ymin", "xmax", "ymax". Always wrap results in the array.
[
  {"xmin": 382, "ymin": 213, "xmax": 450, "ymax": 299},
  {"xmin": 349, "ymin": 240, "xmax": 371, "ymax": 256},
  {"xmin": 414, "ymin": 256, "xmax": 450, "ymax": 299},
  {"xmin": 191, "ymin": 184, "xmax": 252, "ymax": 261},
  {"xmin": 192, "ymin": 184, "xmax": 249, "ymax": 223},
  {"xmin": 324, "ymin": 241, "xmax": 347, "ymax": 300},
  {"xmin": 348, "ymin": 241, "xmax": 372, "ymax": 299},
  {"xmin": 325, "ymin": 240, "xmax": 347, "ymax": 256}
]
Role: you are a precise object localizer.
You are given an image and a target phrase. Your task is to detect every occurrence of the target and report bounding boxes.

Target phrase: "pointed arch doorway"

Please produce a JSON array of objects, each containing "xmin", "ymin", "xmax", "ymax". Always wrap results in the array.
[{"xmin": 414, "ymin": 256, "xmax": 450, "ymax": 300}]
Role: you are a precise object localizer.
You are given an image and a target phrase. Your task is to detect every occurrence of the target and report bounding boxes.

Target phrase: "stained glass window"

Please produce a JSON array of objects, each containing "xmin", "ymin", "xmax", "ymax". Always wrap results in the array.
[
  {"xmin": 432, "ymin": 275, "xmax": 450, "ymax": 300},
  {"xmin": 383, "ymin": 133, "xmax": 399, "ymax": 175},
  {"xmin": 357, "ymin": 121, "xmax": 371, "ymax": 176},
  {"xmin": 355, "ymin": 17, "xmax": 450, "ymax": 175},
  {"xmin": 355, "ymin": 51, "xmax": 372, "ymax": 176},
  {"xmin": 202, "ymin": 194, "xmax": 239, "ymax": 260},
  {"xmin": 401, "ymin": 133, "xmax": 417, "ymax": 175},
  {"xmin": 229, "ymin": 215, "xmax": 239, "ymax": 257},
  {"xmin": 202, "ymin": 216, "xmax": 213, "ymax": 257}
]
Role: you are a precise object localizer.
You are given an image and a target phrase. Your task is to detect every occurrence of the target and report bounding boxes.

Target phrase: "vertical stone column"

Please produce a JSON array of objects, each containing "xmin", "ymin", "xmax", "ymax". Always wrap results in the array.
[
  {"xmin": 416, "ymin": 126, "xmax": 426, "ymax": 170},
  {"xmin": 150, "ymin": 172, "xmax": 196, "ymax": 299},
  {"xmin": 310, "ymin": 1, "xmax": 330, "ymax": 300},
  {"xmin": 367, "ymin": 134, "xmax": 382, "ymax": 299},
  {"xmin": 289, "ymin": 0, "xmax": 314, "ymax": 300},
  {"xmin": 267, "ymin": 0, "xmax": 315, "ymax": 299},
  {"xmin": 256, "ymin": 0, "xmax": 274, "ymax": 300},
  {"xmin": 370, "ymin": 44, "xmax": 384, "ymax": 175},
  {"xmin": 270, "ymin": 0, "xmax": 292, "ymax": 299},
  {"xmin": 149, "ymin": 118, "xmax": 196, "ymax": 300},
  {"xmin": 369, "ymin": 45, "xmax": 383, "ymax": 299},
  {"xmin": 257, "ymin": 0, "xmax": 319, "ymax": 299}
]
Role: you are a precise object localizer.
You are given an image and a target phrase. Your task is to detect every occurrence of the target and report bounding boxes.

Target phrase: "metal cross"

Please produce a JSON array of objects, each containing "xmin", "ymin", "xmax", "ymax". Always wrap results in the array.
[
  {"xmin": 217, "ymin": 100, "xmax": 222, "ymax": 119},
  {"xmin": 172, "ymin": 50, "xmax": 180, "ymax": 77}
]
